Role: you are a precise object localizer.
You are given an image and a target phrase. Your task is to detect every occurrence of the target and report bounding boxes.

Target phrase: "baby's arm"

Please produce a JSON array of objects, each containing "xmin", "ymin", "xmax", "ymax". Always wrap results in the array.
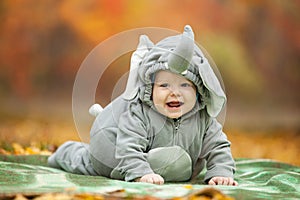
[
  {"xmin": 208, "ymin": 176, "xmax": 238, "ymax": 186},
  {"xmin": 134, "ymin": 173, "xmax": 164, "ymax": 185},
  {"xmin": 201, "ymin": 118, "xmax": 237, "ymax": 186},
  {"xmin": 114, "ymin": 106, "xmax": 158, "ymax": 182}
]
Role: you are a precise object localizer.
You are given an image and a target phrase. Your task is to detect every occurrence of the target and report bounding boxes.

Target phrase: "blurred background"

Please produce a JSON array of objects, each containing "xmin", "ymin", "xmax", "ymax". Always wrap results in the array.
[{"xmin": 0, "ymin": 0, "xmax": 299, "ymax": 165}]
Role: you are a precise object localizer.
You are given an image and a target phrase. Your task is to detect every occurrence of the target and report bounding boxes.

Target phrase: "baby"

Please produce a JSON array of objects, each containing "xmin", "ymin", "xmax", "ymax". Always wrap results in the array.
[{"xmin": 48, "ymin": 25, "xmax": 238, "ymax": 186}]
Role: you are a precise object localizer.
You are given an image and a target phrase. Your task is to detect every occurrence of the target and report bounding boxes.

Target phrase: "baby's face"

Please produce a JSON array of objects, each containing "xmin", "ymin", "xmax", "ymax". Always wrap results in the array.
[{"xmin": 152, "ymin": 70, "xmax": 197, "ymax": 119}]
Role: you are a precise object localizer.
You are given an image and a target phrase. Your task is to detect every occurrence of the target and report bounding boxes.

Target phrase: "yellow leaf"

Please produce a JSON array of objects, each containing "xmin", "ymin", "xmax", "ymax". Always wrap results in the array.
[
  {"xmin": 0, "ymin": 148, "xmax": 11, "ymax": 155},
  {"xmin": 25, "ymin": 147, "xmax": 40, "ymax": 155},
  {"xmin": 12, "ymin": 143, "xmax": 25, "ymax": 155}
]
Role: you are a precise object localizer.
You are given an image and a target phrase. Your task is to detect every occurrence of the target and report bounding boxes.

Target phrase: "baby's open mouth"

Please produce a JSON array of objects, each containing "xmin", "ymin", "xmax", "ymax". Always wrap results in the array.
[{"xmin": 166, "ymin": 101, "xmax": 183, "ymax": 108}]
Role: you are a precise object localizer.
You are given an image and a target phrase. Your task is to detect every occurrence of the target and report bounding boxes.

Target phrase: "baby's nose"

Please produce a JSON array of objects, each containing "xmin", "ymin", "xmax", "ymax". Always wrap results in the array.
[{"xmin": 169, "ymin": 87, "xmax": 181, "ymax": 96}]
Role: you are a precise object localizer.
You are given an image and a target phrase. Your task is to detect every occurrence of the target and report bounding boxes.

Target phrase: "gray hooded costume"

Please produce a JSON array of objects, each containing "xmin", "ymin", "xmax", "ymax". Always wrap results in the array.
[{"xmin": 48, "ymin": 25, "xmax": 235, "ymax": 183}]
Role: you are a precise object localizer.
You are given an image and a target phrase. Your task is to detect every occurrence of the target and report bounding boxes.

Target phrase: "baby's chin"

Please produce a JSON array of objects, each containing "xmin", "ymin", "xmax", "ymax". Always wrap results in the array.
[
  {"xmin": 165, "ymin": 115, "xmax": 181, "ymax": 119},
  {"xmin": 166, "ymin": 112, "xmax": 183, "ymax": 119},
  {"xmin": 161, "ymin": 108, "xmax": 184, "ymax": 119}
]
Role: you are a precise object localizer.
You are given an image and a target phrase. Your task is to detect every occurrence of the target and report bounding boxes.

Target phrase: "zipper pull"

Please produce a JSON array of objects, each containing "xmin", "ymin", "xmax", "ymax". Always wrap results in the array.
[{"xmin": 174, "ymin": 118, "xmax": 181, "ymax": 131}]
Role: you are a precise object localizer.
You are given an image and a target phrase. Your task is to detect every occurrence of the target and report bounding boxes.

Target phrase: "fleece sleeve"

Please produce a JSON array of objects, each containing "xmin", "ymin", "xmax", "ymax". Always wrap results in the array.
[
  {"xmin": 200, "ymin": 117, "xmax": 236, "ymax": 183},
  {"xmin": 114, "ymin": 104, "xmax": 154, "ymax": 181}
]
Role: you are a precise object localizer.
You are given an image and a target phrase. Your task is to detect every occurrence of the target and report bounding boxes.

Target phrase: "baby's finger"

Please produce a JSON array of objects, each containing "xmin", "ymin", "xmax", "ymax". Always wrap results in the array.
[
  {"xmin": 228, "ymin": 178, "xmax": 234, "ymax": 186},
  {"xmin": 223, "ymin": 178, "xmax": 229, "ymax": 185},
  {"xmin": 140, "ymin": 176, "xmax": 152, "ymax": 184},
  {"xmin": 233, "ymin": 180, "xmax": 238, "ymax": 186},
  {"xmin": 153, "ymin": 175, "xmax": 164, "ymax": 185},
  {"xmin": 154, "ymin": 177, "xmax": 164, "ymax": 185},
  {"xmin": 148, "ymin": 177, "xmax": 154, "ymax": 184},
  {"xmin": 217, "ymin": 178, "xmax": 224, "ymax": 185},
  {"xmin": 208, "ymin": 178, "xmax": 216, "ymax": 185}
]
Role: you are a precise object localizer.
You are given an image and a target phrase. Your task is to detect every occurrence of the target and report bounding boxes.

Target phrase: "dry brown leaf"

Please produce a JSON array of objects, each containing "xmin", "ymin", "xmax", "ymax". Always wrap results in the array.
[{"xmin": 187, "ymin": 188, "xmax": 234, "ymax": 200}]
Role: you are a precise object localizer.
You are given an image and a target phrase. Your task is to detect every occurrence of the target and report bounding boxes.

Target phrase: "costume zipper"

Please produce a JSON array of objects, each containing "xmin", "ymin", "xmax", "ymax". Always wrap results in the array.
[{"xmin": 173, "ymin": 118, "xmax": 181, "ymax": 145}]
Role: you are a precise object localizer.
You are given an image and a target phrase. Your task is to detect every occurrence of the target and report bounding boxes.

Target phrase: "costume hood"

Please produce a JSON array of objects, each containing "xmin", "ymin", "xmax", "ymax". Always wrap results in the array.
[{"xmin": 123, "ymin": 25, "xmax": 226, "ymax": 118}]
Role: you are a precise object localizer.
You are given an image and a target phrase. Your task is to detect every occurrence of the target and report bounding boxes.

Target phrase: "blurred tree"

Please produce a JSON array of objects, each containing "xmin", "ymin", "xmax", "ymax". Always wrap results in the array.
[
  {"xmin": 0, "ymin": 0, "xmax": 90, "ymax": 100},
  {"xmin": 237, "ymin": 0, "xmax": 300, "ymax": 104},
  {"xmin": 0, "ymin": 0, "xmax": 298, "ymax": 126}
]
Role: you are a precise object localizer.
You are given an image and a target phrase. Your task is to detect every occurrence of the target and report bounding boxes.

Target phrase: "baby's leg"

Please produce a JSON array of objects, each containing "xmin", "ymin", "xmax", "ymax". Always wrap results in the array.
[
  {"xmin": 48, "ymin": 141, "xmax": 97, "ymax": 175},
  {"xmin": 89, "ymin": 129, "xmax": 119, "ymax": 178}
]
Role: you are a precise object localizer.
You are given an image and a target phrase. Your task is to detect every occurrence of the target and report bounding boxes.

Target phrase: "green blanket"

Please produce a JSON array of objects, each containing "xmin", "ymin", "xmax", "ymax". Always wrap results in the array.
[{"xmin": 0, "ymin": 156, "xmax": 299, "ymax": 199}]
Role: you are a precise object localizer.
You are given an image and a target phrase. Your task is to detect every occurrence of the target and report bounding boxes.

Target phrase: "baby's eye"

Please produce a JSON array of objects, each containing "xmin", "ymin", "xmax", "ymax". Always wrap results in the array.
[
  {"xmin": 159, "ymin": 83, "xmax": 170, "ymax": 88},
  {"xmin": 181, "ymin": 83, "xmax": 192, "ymax": 87}
]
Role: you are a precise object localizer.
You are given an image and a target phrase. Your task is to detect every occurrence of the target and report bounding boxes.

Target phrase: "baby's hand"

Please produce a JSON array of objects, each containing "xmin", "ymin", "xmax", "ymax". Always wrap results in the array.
[
  {"xmin": 135, "ymin": 173, "xmax": 164, "ymax": 185},
  {"xmin": 208, "ymin": 177, "xmax": 238, "ymax": 186}
]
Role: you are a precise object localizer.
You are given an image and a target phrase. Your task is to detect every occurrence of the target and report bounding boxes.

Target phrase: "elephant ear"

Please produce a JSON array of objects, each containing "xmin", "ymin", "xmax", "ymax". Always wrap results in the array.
[
  {"xmin": 198, "ymin": 56, "xmax": 227, "ymax": 118},
  {"xmin": 167, "ymin": 25, "xmax": 194, "ymax": 75},
  {"xmin": 123, "ymin": 35, "xmax": 154, "ymax": 100}
]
